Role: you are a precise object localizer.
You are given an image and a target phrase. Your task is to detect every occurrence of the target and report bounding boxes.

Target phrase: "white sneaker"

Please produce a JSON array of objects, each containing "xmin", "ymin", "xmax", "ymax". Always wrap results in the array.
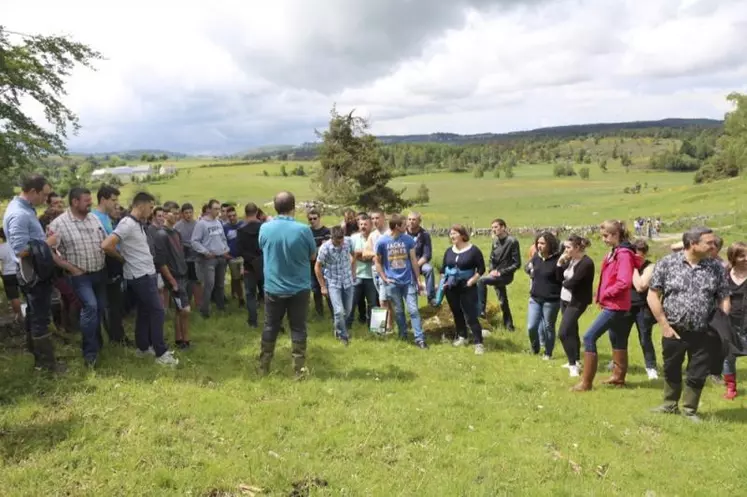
[
  {"xmin": 607, "ymin": 360, "xmax": 614, "ymax": 371},
  {"xmin": 646, "ymin": 368, "xmax": 659, "ymax": 380},
  {"xmin": 474, "ymin": 344, "xmax": 485, "ymax": 355},
  {"xmin": 452, "ymin": 337, "xmax": 468, "ymax": 347},
  {"xmin": 542, "ymin": 354, "xmax": 551, "ymax": 361},
  {"xmin": 569, "ymin": 365, "xmax": 580, "ymax": 377},
  {"xmin": 441, "ymin": 334, "xmax": 450, "ymax": 344},
  {"xmin": 136, "ymin": 346, "xmax": 156, "ymax": 358},
  {"xmin": 155, "ymin": 350, "xmax": 179, "ymax": 366}
]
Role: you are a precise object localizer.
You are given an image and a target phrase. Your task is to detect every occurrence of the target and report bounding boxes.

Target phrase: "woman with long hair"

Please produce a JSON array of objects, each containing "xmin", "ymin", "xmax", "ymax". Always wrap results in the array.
[
  {"xmin": 439, "ymin": 225, "xmax": 487, "ymax": 355},
  {"xmin": 723, "ymin": 241, "xmax": 747, "ymax": 399},
  {"xmin": 573, "ymin": 220, "xmax": 641, "ymax": 392},
  {"xmin": 630, "ymin": 239, "xmax": 659, "ymax": 380},
  {"xmin": 557, "ymin": 235, "xmax": 595, "ymax": 377},
  {"xmin": 525, "ymin": 231, "xmax": 563, "ymax": 359}
]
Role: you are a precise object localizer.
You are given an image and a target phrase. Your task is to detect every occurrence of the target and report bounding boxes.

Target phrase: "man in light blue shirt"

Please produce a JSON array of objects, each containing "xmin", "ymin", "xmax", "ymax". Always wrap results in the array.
[
  {"xmin": 258, "ymin": 191, "xmax": 316, "ymax": 377},
  {"xmin": 2, "ymin": 174, "xmax": 66, "ymax": 373}
]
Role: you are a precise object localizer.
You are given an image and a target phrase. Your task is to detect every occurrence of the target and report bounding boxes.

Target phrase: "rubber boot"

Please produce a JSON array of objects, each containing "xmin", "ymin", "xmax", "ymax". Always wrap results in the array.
[
  {"xmin": 603, "ymin": 349, "xmax": 628, "ymax": 386},
  {"xmin": 651, "ymin": 381, "xmax": 681, "ymax": 414},
  {"xmin": 571, "ymin": 352, "xmax": 597, "ymax": 392},
  {"xmin": 291, "ymin": 340, "xmax": 308, "ymax": 380},
  {"xmin": 33, "ymin": 334, "xmax": 67, "ymax": 374},
  {"xmin": 723, "ymin": 373, "xmax": 737, "ymax": 400},
  {"xmin": 682, "ymin": 384, "xmax": 703, "ymax": 423},
  {"xmin": 257, "ymin": 340, "xmax": 275, "ymax": 376}
]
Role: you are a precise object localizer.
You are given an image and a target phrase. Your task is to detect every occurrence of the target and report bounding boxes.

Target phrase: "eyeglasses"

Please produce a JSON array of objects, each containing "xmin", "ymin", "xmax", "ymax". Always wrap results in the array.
[{"xmin": 308, "ymin": 217, "xmax": 318, "ymax": 221}]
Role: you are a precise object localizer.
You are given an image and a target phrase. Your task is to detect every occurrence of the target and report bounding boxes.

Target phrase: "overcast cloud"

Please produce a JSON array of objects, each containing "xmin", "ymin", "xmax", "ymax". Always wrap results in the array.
[{"xmin": 3, "ymin": 0, "xmax": 746, "ymax": 154}]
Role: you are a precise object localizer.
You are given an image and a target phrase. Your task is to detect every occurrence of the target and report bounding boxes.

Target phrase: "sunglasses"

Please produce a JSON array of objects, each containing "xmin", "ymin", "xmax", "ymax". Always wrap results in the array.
[{"xmin": 308, "ymin": 217, "xmax": 318, "ymax": 221}]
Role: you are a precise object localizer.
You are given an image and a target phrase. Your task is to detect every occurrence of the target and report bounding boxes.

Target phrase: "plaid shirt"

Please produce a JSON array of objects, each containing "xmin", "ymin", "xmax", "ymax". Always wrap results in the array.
[
  {"xmin": 317, "ymin": 238, "xmax": 354, "ymax": 289},
  {"xmin": 49, "ymin": 209, "xmax": 106, "ymax": 273}
]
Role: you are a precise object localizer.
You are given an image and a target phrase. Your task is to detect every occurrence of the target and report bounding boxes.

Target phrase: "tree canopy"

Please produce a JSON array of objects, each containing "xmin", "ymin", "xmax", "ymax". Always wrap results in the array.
[
  {"xmin": 313, "ymin": 106, "xmax": 410, "ymax": 212},
  {"xmin": 0, "ymin": 26, "xmax": 102, "ymax": 195},
  {"xmin": 695, "ymin": 92, "xmax": 747, "ymax": 183}
]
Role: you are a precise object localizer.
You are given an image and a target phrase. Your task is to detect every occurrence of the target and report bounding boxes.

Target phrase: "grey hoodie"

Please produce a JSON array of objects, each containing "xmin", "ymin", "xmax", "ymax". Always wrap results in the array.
[{"xmin": 191, "ymin": 217, "xmax": 229, "ymax": 257}]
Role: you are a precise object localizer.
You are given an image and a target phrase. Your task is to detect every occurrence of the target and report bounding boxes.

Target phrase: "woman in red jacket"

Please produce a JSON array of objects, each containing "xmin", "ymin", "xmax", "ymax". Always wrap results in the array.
[{"xmin": 573, "ymin": 220, "xmax": 641, "ymax": 392}]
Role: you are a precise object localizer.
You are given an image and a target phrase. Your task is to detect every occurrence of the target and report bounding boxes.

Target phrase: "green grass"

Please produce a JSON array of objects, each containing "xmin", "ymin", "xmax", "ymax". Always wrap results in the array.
[{"xmin": 1, "ymin": 236, "xmax": 746, "ymax": 496}]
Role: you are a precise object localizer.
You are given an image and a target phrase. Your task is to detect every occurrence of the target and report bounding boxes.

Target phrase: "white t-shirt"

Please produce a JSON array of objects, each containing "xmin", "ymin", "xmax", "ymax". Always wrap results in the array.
[
  {"xmin": 113, "ymin": 216, "xmax": 156, "ymax": 280},
  {"xmin": 560, "ymin": 259, "xmax": 579, "ymax": 303},
  {"xmin": 0, "ymin": 242, "xmax": 18, "ymax": 275}
]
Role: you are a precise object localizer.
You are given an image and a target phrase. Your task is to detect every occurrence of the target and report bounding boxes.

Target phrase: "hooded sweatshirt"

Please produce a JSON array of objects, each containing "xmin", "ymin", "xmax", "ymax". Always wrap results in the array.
[
  {"xmin": 596, "ymin": 241, "xmax": 642, "ymax": 311},
  {"xmin": 191, "ymin": 217, "xmax": 229, "ymax": 257}
]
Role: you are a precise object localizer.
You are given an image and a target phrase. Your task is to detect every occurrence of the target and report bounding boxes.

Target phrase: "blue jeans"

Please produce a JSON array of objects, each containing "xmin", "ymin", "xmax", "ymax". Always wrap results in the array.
[
  {"xmin": 723, "ymin": 333, "xmax": 747, "ymax": 375},
  {"xmin": 386, "ymin": 283, "xmax": 424, "ymax": 343},
  {"xmin": 70, "ymin": 270, "xmax": 107, "ymax": 362},
  {"xmin": 328, "ymin": 285, "xmax": 354, "ymax": 340},
  {"xmin": 127, "ymin": 274, "xmax": 167, "ymax": 356},
  {"xmin": 582, "ymin": 308, "xmax": 633, "ymax": 353},
  {"xmin": 527, "ymin": 297, "xmax": 560, "ymax": 356},
  {"xmin": 421, "ymin": 263, "xmax": 435, "ymax": 301}
]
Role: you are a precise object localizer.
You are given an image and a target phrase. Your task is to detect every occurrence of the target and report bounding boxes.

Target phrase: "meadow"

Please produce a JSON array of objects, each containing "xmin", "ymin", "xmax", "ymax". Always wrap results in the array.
[{"xmin": 1, "ymin": 162, "xmax": 747, "ymax": 496}]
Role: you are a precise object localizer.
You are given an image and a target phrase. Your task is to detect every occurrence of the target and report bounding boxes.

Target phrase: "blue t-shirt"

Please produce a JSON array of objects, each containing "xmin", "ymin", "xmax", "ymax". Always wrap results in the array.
[
  {"xmin": 92, "ymin": 209, "xmax": 113, "ymax": 235},
  {"xmin": 259, "ymin": 216, "xmax": 316, "ymax": 295},
  {"xmin": 223, "ymin": 221, "xmax": 244, "ymax": 258},
  {"xmin": 375, "ymin": 233, "xmax": 416, "ymax": 286}
]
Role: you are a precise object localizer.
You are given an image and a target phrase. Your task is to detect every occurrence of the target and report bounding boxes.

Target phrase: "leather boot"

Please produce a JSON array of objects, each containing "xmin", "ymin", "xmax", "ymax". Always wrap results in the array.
[
  {"xmin": 682, "ymin": 384, "xmax": 703, "ymax": 423},
  {"xmin": 723, "ymin": 373, "xmax": 737, "ymax": 400},
  {"xmin": 257, "ymin": 340, "xmax": 275, "ymax": 376},
  {"xmin": 651, "ymin": 381, "xmax": 681, "ymax": 414},
  {"xmin": 571, "ymin": 352, "xmax": 597, "ymax": 392},
  {"xmin": 603, "ymin": 349, "xmax": 628, "ymax": 386},
  {"xmin": 291, "ymin": 340, "xmax": 308, "ymax": 380},
  {"xmin": 33, "ymin": 334, "xmax": 67, "ymax": 374}
]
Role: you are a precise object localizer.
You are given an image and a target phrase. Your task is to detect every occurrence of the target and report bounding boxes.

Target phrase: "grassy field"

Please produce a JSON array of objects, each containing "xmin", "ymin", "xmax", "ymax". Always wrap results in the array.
[{"xmin": 1, "ymin": 163, "xmax": 747, "ymax": 496}]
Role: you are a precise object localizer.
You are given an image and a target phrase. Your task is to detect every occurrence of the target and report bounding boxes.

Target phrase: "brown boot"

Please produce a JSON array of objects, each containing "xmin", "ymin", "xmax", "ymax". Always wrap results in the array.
[
  {"xmin": 603, "ymin": 349, "xmax": 628, "ymax": 386},
  {"xmin": 572, "ymin": 352, "xmax": 597, "ymax": 392}
]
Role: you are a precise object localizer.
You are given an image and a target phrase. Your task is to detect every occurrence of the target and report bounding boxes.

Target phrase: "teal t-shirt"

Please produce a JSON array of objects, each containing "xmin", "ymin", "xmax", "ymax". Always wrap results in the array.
[
  {"xmin": 350, "ymin": 232, "xmax": 373, "ymax": 280},
  {"xmin": 259, "ymin": 216, "xmax": 316, "ymax": 295}
]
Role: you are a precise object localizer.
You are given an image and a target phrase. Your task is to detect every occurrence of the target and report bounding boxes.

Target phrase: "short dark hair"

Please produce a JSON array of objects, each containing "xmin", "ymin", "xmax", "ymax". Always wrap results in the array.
[
  {"xmin": 330, "ymin": 226, "xmax": 345, "ymax": 239},
  {"xmin": 358, "ymin": 213, "xmax": 370, "ymax": 221},
  {"xmin": 683, "ymin": 227, "xmax": 713, "ymax": 249},
  {"xmin": 201, "ymin": 204, "xmax": 208, "ymax": 214},
  {"xmin": 153, "ymin": 206, "xmax": 164, "ymax": 215},
  {"xmin": 714, "ymin": 235, "xmax": 724, "ymax": 251},
  {"xmin": 450, "ymin": 224, "xmax": 470, "ymax": 242},
  {"xmin": 181, "ymin": 203, "xmax": 194, "ymax": 212},
  {"xmin": 388, "ymin": 213, "xmax": 405, "ymax": 231},
  {"xmin": 535, "ymin": 231, "xmax": 560, "ymax": 255},
  {"xmin": 68, "ymin": 187, "xmax": 91, "ymax": 204},
  {"xmin": 492, "ymin": 218, "xmax": 507, "ymax": 228},
  {"xmin": 96, "ymin": 185, "xmax": 120, "ymax": 203},
  {"xmin": 221, "ymin": 202, "xmax": 231, "ymax": 209},
  {"xmin": 343, "ymin": 207, "xmax": 355, "ymax": 215},
  {"xmin": 632, "ymin": 238, "xmax": 649, "ymax": 254},
  {"xmin": 369, "ymin": 208, "xmax": 384, "ymax": 217},
  {"xmin": 20, "ymin": 175, "xmax": 49, "ymax": 193},
  {"xmin": 567, "ymin": 234, "xmax": 591, "ymax": 250},
  {"xmin": 163, "ymin": 201, "xmax": 180, "ymax": 212},
  {"xmin": 47, "ymin": 191, "xmax": 61, "ymax": 204},
  {"xmin": 226, "ymin": 206, "xmax": 236, "ymax": 214},
  {"xmin": 244, "ymin": 202, "xmax": 259, "ymax": 216},
  {"xmin": 208, "ymin": 199, "xmax": 220, "ymax": 209},
  {"xmin": 274, "ymin": 191, "xmax": 295, "ymax": 215},
  {"xmin": 132, "ymin": 191, "xmax": 156, "ymax": 206},
  {"xmin": 307, "ymin": 208, "xmax": 320, "ymax": 218}
]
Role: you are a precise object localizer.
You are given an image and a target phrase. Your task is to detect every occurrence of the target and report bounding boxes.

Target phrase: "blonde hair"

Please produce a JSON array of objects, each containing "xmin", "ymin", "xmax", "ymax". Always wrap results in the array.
[{"xmin": 600, "ymin": 220, "xmax": 630, "ymax": 243}]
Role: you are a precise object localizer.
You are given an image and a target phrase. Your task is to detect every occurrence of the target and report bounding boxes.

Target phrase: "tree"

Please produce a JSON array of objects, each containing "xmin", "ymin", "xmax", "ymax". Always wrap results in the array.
[
  {"xmin": 620, "ymin": 152, "xmax": 632, "ymax": 172},
  {"xmin": 414, "ymin": 183, "xmax": 430, "ymax": 205},
  {"xmin": 280, "ymin": 164, "xmax": 288, "ymax": 177},
  {"xmin": 579, "ymin": 167, "xmax": 590, "ymax": 180},
  {"xmin": 473, "ymin": 165, "xmax": 484, "ymax": 178},
  {"xmin": 694, "ymin": 92, "xmax": 747, "ymax": 183},
  {"xmin": 599, "ymin": 158, "xmax": 608, "ymax": 173},
  {"xmin": 313, "ymin": 106, "xmax": 410, "ymax": 212},
  {"xmin": 0, "ymin": 27, "xmax": 102, "ymax": 197}
]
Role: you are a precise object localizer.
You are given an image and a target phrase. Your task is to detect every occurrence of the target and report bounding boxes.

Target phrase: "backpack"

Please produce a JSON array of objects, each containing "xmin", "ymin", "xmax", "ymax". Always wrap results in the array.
[{"xmin": 18, "ymin": 239, "xmax": 56, "ymax": 288}]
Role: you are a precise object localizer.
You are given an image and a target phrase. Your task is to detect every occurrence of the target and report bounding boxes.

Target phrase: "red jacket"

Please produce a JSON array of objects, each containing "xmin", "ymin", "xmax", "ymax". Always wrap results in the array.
[{"xmin": 596, "ymin": 243, "xmax": 642, "ymax": 311}]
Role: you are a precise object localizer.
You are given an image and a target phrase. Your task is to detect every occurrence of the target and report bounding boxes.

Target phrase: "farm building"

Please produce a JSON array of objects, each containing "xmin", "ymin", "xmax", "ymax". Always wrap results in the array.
[{"xmin": 91, "ymin": 166, "xmax": 134, "ymax": 183}]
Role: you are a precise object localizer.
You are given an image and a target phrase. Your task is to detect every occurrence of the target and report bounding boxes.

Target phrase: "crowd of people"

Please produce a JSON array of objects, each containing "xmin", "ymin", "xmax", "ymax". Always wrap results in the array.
[{"xmin": 2, "ymin": 174, "xmax": 746, "ymax": 423}]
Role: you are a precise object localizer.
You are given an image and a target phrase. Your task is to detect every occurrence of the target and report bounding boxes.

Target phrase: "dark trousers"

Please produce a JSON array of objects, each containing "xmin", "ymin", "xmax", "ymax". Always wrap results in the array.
[
  {"xmin": 349, "ymin": 278, "xmax": 378, "ymax": 327},
  {"xmin": 633, "ymin": 306, "xmax": 657, "ymax": 369},
  {"xmin": 262, "ymin": 290, "xmax": 310, "ymax": 343},
  {"xmin": 310, "ymin": 271, "xmax": 333, "ymax": 317},
  {"xmin": 22, "ymin": 281, "xmax": 53, "ymax": 357},
  {"xmin": 128, "ymin": 274, "xmax": 167, "ymax": 356},
  {"xmin": 662, "ymin": 329, "xmax": 711, "ymax": 391},
  {"xmin": 558, "ymin": 301, "xmax": 588, "ymax": 365},
  {"xmin": 477, "ymin": 275, "xmax": 514, "ymax": 327},
  {"xmin": 445, "ymin": 283, "xmax": 483, "ymax": 344},
  {"xmin": 243, "ymin": 270, "xmax": 262, "ymax": 326},
  {"xmin": 104, "ymin": 279, "xmax": 125, "ymax": 342}
]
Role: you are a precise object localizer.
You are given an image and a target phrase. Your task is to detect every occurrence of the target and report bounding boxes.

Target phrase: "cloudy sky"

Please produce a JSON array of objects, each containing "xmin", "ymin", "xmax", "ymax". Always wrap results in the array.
[{"xmin": 4, "ymin": 0, "xmax": 746, "ymax": 154}]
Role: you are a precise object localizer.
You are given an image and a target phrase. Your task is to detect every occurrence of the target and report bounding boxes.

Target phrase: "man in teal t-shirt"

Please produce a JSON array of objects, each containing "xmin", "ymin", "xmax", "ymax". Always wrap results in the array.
[
  {"xmin": 258, "ymin": 191, "xmax": 316, "ymax": 378},
  {"xmin": 348, "ymin": 213, "xmax": 378, "ymax": 328},
  {"xmin": 375, "ymin": 213, "xmax": 427, "ymax": 349}
]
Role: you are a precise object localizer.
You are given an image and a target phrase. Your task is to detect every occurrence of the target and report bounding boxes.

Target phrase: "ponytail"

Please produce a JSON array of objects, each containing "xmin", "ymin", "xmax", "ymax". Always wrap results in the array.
[{"xmin": 600, "ymin": 220, "xmax": 630, "ymax": 243}]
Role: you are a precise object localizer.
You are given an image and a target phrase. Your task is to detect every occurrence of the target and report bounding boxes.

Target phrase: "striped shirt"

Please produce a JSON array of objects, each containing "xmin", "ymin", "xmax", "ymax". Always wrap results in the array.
[
  {"xmin": 49, "ymin": 209, "xmax": 106, "ymax": 273},
  {"xmin": 317, "ymin": 238, "xmax": 355, "ymax": 289}
]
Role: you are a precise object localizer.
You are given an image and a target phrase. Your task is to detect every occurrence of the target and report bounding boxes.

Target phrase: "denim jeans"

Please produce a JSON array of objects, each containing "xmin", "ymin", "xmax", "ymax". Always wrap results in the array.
[
  {"xmin": 198, "ymin": 258, "xmax": 226, "ymax": 316},
  {"xmin": 477, "ymin": 275, "xmax": 514, "ymax": 327},
  {"xmin": 262, "ymin": 290, "xmax": 310, "ymax": 343},
  {"xmin": 127, "ymin": 274, "xmax": 167, "ymax": 356},
  {"xmin": 328, "ymin": 285, "xmax": 354, "ymax": 340},
  {"xmin": 386, "ymin": 283, "xmax": 424, "ymax": 343},
  {"xmin": 421, "ymin": 263, "xmax": 436, "ymax": 301},
  {"xmin": 723, "ymin": 333, "xmax": 747, "ymax": 375},
  {"xmin": 348, "ymin": 278, "xmax": 378, "ymax": 327},
  {"xmin": 527, "ymin": 297, "xmax": 560, "ymax": 356},
  {"xmin": 633, "ymin": 306, "xmax": 657, "ymax": 369},
  {"xmin": 582, "ymin": 308, "xmax": 633, "ymax": 353},
  {"xmin": 70, "ymin": 269, "xmax": 107, "ymax": 362},
  {"xmin": 243, "ymin": 270, "xmax": 261, "ymax": 326}
]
